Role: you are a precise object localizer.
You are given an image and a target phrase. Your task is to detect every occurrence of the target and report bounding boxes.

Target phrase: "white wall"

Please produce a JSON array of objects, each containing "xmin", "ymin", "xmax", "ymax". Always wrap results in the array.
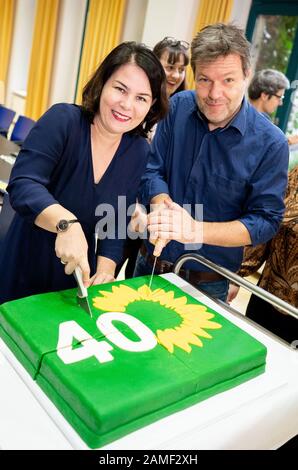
[
  {"xmin": 141, "ymin": 0, "xmax": 198, "ymax": 48},
  {"xmin": 140, "ymin": 0, "xmax": 253, "ymax": 49},
  {"xmin": 122, "ymin": 0, "xmax": 148, "ymax": 42},
  {"xmin": 6, "ymin": 0, "xmax": 254, "ymax": 112},
  {"xmin": 6, "ymin": 0, "xmax": 36, "ymax": 109},
  {"xmin": 49, "ymin": 0, "xmax": 87, "ymax": 106},
  {"xmin": 230, "ymin": 0, "xmax": 252, "ymax": 30}
]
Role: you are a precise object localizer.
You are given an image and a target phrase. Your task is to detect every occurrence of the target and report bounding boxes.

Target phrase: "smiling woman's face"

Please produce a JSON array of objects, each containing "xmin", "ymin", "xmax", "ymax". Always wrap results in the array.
[
  {"xmin": 97, "ymin": 63, "xmax": 153, "ymax": 135},
  {"xmin": 159, "ymin": 51, "xmax": 186, "ymax": 97}
]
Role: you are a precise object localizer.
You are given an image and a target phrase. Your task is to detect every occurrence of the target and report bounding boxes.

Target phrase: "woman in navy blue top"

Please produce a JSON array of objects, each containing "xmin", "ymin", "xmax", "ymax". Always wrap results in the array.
[{"xmin": 0, "ymin": 42, "xmax": 167, "ymax": 304}]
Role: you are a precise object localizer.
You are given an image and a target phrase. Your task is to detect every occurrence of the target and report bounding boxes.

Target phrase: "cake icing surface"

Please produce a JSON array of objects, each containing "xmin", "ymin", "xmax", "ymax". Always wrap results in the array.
[{"xmin": 0, "ymin": 275, "xmax": 267, "ymax": 448}]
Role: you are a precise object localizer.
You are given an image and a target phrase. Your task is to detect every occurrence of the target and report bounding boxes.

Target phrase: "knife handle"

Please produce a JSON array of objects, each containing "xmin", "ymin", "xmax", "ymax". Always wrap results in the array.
[{"xmin": 73, "ymin": 266, "xmax": 88, "ymax": 298}]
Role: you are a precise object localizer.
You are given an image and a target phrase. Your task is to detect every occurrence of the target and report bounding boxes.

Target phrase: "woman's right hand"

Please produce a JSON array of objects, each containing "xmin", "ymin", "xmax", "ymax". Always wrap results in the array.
[{"xmin": 55, "ymin": 223, "xmax": 90, "ymax": 285}]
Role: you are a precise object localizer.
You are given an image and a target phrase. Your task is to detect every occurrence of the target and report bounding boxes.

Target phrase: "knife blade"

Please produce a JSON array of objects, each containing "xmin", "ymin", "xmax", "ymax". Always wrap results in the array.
[
  {"xmin": 73, "ymin": 266, "xmax": 92, "ymax": 317},
  {"xmin": 148, "ymin": 238, "xmax": 164, "ymax": 289},
  {"xmin": 148, "ymin": 256, "xmax": 157, "ymax": 289}
]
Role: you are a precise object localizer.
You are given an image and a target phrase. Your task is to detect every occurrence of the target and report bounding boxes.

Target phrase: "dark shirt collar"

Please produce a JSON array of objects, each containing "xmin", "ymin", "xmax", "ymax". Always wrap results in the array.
[{"xmin": 191, "ymin": 91, "xmax": 247, "ymax": 136}]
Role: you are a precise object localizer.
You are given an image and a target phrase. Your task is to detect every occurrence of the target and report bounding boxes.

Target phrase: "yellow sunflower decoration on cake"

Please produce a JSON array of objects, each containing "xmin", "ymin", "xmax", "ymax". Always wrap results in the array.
[{"xmin": 92, "ymin": 284, "xmax": 222, "ymax": 353}]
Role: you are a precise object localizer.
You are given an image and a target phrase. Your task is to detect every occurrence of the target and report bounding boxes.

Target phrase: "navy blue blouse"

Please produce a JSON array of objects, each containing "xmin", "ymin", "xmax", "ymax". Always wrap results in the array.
[{"xmin": 0, "ymin": 104, "xmax": 149, "ymax": 303}]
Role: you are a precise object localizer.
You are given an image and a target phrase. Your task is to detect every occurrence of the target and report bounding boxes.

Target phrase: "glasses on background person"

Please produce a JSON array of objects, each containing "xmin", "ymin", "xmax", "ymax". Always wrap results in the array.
[
  {"xmin": 160, "ymin": 37, "xmax": 190, "ymax": 50},
  {"xmin": 271, "ymin": 93, "xmax": 285, "ymax": 101}
]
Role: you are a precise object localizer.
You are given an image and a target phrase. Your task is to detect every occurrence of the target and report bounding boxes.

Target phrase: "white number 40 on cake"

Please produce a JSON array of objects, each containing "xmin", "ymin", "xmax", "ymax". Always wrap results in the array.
[{"xmin": 57, "ymin": 312, "xmax": 157, "ymax": 365}]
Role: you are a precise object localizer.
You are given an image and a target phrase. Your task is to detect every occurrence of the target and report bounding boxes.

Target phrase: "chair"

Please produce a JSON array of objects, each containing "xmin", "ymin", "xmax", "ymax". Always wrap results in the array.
[
  {"xmin": 0, "ymin": 105, "xmax": 16, "ymax": 138},
  {"xmin": 10, "ymin": 115, "xmax": 35, "ymax": 146}
]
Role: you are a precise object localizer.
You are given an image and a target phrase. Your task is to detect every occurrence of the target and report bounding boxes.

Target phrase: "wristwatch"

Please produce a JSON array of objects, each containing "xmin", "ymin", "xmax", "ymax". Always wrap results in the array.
[{"xmin": 56, "ymin": 219, "xmax": 79, "ymax": 232}]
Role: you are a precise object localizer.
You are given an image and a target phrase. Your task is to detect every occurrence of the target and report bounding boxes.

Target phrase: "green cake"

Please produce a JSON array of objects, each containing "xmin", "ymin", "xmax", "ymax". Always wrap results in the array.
[{"xmin": 0, "ymin": 275, "xmax": 266, "ymax": 448}]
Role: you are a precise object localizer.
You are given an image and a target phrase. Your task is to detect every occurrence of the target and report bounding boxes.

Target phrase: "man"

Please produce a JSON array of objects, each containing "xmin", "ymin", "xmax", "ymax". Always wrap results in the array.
[
  {"xmin": 248, "ymin": 68, "xmax": 289, "ymax": 117},
  {"xmin": 228, "ymin": 68, "xmax": 289, "ymax": 303},
  {"xmin": 133, "ymin": 23, "xmax": 289, "ymax": 302},
  {"xmin": 248, "ymin": 68, "xmax": 298, "ymax": 146}
]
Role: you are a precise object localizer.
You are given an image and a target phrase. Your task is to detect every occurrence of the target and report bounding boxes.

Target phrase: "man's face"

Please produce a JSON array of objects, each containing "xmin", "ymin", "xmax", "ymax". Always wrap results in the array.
[
  {"xmin": 262, "ymin": 89, "xmax": 285, "ymax": 115},
  {"xmin": 194, "ymin": 54, "xmax": 250, "ymax": 130}
]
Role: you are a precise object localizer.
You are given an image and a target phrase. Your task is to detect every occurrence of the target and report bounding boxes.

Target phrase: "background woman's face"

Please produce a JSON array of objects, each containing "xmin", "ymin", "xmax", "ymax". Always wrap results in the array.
[{"xmin": 159, "ymin": 51, "xmax": 186, "ymax": 97}]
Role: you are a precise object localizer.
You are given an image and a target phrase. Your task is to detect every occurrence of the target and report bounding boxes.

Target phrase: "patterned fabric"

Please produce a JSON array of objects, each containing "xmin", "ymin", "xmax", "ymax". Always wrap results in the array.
[{"xmin": 238, "ymin": 166, "xmax": 298, "ymax": 313}]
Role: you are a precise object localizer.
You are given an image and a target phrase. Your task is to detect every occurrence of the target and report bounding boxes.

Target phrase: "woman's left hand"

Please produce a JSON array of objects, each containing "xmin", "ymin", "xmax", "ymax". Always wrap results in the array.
[
  {"xmin": 88, "ymin": 255, "xmax": 116, "ymax": 286},
  {"xmin": 129, "ymin": 201, "xmax": 148, "ymax": 233},
  {"xmin": 89, "ymin": 271, "xmax": 115, "ymax": 286}
]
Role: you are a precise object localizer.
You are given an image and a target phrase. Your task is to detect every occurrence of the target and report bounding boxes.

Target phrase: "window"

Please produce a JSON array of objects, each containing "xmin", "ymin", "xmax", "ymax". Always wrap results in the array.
[
  {"xmin": 251, "ymin": 15, "xmax": 297, "ymax": 74},
  {"xmin": 246, "ymin": 1, "xmax": 298, "ymax": 133}
]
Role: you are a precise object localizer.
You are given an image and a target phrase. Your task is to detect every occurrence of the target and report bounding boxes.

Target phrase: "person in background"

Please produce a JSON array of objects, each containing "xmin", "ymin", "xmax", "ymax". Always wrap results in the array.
[
  {"xmin": 153, "ymin": 36, "xmax": 189, "ymax": 97},
  {"xmin": 248, "ymin": 68, "xmax": 298, "ymax": 146},
  {"xmin": 248, "ymin": 68, "xmax": 289, "ymax": 117},
  {"xmin": 0, "ymin": 42, "xmax": 168, "ymax": 304},
  {"xmin": 121, "ymin": 36, "xmax": 190, "ymax": 278},
  {"xmin": 132, "ymin": 23, "xmax": 289, "ymax": 303},
  {"xmin": 229, "ymin": 166, "xmax": 298, "ymax": 343}
]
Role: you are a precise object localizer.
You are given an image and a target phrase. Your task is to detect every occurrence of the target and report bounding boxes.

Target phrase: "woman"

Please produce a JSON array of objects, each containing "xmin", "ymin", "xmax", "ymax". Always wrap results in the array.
[
  {"xmin": 122, "ymin": 37, "xmax": 189, "ymax": 278},
  {"xmin": 146, "ymin": 37, "xmax": 189, "ymax": 143},
  {"xmin": 0, "ymin": 42, "xmax": 168, "ymax": 304},
  {"xmin": 153, "ymin": 36, "xmax": 189, "ymax": 97}
]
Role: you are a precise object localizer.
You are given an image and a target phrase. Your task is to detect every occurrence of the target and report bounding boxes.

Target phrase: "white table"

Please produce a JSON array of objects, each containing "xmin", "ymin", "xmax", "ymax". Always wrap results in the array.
[{"xmin": 0, "ymin": 273, "xmax": 297, "ymax": 450}]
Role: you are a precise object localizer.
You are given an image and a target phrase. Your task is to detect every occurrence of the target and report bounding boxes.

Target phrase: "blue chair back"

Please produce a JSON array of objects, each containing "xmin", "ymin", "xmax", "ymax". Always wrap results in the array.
[
  {"xmin": 0, "ymin": 105, "xmax": 16, "ymax": 138},
  {"xmin": 10, "ymin": 115, "xmax": 35, "ymax": 145}
]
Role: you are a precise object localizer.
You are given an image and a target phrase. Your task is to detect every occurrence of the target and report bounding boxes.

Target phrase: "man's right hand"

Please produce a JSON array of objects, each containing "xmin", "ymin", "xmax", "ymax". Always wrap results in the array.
[
  {"xmin": 149, "ymin": 194, "xmax": 172, "ymax": 256},
  {"xmin": 130, "ymin": 194, "xmax": 172, "ymax": 257},
  {"xmin": 151, "ymin": 238, "xmax": 167, "ymax": 257}
]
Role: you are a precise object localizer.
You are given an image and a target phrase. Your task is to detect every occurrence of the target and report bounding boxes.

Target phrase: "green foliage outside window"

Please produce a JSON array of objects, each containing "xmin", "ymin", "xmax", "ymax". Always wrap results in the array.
[{"xmin": 254, "ymin": 16, "xmax": 297, "ymax": 73}]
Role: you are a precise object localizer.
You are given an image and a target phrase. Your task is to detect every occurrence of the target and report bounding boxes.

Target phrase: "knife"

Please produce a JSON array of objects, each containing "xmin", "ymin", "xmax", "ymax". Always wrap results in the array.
[
  {"xmin": 148, "ymin": 256, "xmax": 157, "ymax": 289},
  {"xmin": 148, "ymin": 239, "xmax": 164, "ymax": 289},
  {"xmin": 73, "ymin": 266, "xmax": 92, "ymax": 317}
]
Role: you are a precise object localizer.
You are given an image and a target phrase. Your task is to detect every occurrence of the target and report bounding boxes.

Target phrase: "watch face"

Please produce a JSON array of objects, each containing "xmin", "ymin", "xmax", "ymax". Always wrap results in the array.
[{"xmin": 57, "ymin": 219, "xmax": 68, "ymax": 231}]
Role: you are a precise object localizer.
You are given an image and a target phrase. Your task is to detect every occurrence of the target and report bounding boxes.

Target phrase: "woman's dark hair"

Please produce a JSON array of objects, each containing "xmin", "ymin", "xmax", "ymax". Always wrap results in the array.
[
  {"xmin": 82, "ymin": 41, "xmax": 168, "ymax": 137},
  {"xmin": 153, "ymin": 37, "xmax": 190, "ymax": 94}
]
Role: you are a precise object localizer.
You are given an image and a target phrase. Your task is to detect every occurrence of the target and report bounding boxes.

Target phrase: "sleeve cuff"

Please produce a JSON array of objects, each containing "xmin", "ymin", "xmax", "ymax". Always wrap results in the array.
[
  {"xmin": 239, "ymin": 215, "xmax": 279, "ymax": 246},
  {"xmin": 140, "ymin": 179, "xmax": 169, "ymax": 205},
  {"xmin": 97, "ymin": 240, "xmax": 125, "ymax": 265}
]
